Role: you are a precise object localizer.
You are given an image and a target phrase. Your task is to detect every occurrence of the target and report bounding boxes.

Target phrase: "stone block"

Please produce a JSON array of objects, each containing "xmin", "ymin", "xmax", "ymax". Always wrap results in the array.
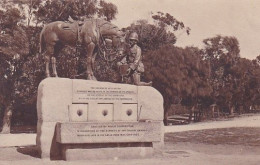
[
  {"xmin": 92, "ymin": 103, "xmax": 114, "ymax": 121},
  {"xmin": 56, "ymin": 122, "xmax": 161, "ymax": 144},
  {"xmin": 119, "ymin": 103, "xmax": 138, "ymax": 121},
  {"xmin": 37, "ymin": 78, "xmax": 72, "ymax": 122},
  {"xmin": 69, "ymin": 104, "xmax": 88, "ymax": 122},
  {"xmin": 37, "ymin": 78, "xmax": 164, "ymax": 160},
  {"xmin": 61, "ymin": 143, "xmax": 153, "ymax": 160},
  {"xmin": 36, "ymin": 121, "xmax": 61, "ymax": 159},
  {"xmin": 138, "ymin": 87, "xmax": 164, "ymax": 121}
]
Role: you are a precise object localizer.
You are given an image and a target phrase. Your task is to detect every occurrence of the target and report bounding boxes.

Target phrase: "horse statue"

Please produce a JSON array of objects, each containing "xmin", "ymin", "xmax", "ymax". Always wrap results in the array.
[{"xmin": 39, "ymin": 18, "xmax": 126, "ymax": 80}]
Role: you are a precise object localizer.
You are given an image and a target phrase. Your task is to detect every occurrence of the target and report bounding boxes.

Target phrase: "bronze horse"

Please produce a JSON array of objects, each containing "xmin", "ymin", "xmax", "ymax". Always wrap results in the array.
[{"xmin": 39, "ymin": 18, "xmax": 126, "ymax": 80}]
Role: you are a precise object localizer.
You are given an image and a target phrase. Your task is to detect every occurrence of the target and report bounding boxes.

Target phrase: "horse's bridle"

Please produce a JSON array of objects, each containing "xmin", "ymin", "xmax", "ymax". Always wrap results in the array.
[
  {"xmin": 97, "ymin": 35, "xmax": 125, "ymax": 62},
  {"xmin": 73, "ymin": 19, "xmax": 125, "ymax": 62},
  {"xmin": 96, "ymin": 20, "xmax": 125, "ymax": 62}
]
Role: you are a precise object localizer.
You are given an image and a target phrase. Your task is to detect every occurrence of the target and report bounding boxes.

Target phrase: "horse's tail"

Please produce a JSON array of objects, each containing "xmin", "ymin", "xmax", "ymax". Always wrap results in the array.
[{"xmin": 39, "ymin": 26, "xmax": 46, "ymax": 54}]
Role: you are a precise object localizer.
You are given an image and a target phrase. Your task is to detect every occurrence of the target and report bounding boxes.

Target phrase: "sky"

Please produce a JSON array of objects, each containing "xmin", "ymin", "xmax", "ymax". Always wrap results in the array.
[{"xmin": 107, "ymin": 0, "xmax": 260, "ymax": 60}]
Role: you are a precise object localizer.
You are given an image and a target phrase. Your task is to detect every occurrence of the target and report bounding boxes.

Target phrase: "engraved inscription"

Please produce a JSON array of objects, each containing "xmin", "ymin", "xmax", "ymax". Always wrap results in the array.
[
  {"xmin": 76, "ymin": 87, "xmax": 135, "ymax": 101},
  {"xmin": 76, "ymin": 124, "xmax": 147, "ymax": 137},
  {"xmin": 73, "ymin": 84, "xmax": 138, "ymax": 103},
  {"xmin": 57, "ymin": 122, "xmax": 161, "ymax": 143}
]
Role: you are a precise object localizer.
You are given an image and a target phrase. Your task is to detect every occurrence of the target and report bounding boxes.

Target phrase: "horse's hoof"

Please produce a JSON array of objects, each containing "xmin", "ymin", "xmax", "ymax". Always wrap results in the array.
[
  {"xmin": 148, "ymin": 81, "xmax": 153, "ymax": 86},
  {"xmin": 87, "ymin": 74, "xmax": 97, "ymax": 81},
  {"xmin": 92, "ymin": 76, "xmax": 97, "ymax": 81},
  {"xmin": 87, "ymin": 74, "xmax": 91, "ymax": 80}
]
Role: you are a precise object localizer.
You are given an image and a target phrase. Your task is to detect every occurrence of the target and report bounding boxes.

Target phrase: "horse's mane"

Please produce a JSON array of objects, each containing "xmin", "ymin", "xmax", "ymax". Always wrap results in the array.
[{"xmin": 96, "ymin": 19, "xmax": 118, "ymax": 30}]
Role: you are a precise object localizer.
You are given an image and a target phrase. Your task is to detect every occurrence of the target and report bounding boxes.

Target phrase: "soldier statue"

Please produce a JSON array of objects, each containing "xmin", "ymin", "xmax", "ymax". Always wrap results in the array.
[{"xmin": 117, "ymin": 32, "xmax": 152, "ymax": 86}]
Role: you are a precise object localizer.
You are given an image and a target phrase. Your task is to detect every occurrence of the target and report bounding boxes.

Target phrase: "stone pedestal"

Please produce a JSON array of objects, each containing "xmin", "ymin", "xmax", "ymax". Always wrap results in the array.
[{"xmin": 36, "ymin": 78, "xmax": 164, "ymax": 160}]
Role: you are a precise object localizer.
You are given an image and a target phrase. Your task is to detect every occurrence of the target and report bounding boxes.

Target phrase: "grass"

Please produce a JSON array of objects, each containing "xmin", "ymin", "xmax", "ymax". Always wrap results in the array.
[{"xmin": 165, "ymin": 127, "xmax": 260, "ymax": 146}]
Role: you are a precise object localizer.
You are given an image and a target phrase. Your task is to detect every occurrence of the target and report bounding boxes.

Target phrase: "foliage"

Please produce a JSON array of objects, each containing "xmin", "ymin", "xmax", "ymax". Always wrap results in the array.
[
  {"xmin": 0, "ymin": 20, "xmax": 29, "ymax": 106},
  {"xmin": 124, "ymin": 12, "xmax": 190, "ymax": 52},
  {"xmin": 143, "ymin": 45, "xmax": 212, "ymax": 112},
  {"xmin": 98, "ymin": 0, "xmax": 118, "ymax": 21},
  {"xmin": 125, "ymin": 21, "xmax": 177, "ymax": 51},
  {"xmin": 34, "ymin": 0, "xmax": 118, "ymax": 24},
  {"xmin": 0, "ymin": 8, "xmax": 25, "ymax": 31},
  {"xmin": 0, "ymin": 0, "xmax": 119, "ymax": 130},
  {"xmin": 0, "ymin": 0, "xmax": 260, "ymax": 130},
  {"xmin": 0, "ymin": 8, "xmax": 31, "ymax": 130},
  {"xmin": 202, "ymin": 35, "xmax": 260, "ymax": 113},
  {"xmin": 151, "ymin": 12, "xmax": 190, "ymax": 34},
  {"xmin": 230, "ymin": 58, "xmax": 260, "ymax": 112}
]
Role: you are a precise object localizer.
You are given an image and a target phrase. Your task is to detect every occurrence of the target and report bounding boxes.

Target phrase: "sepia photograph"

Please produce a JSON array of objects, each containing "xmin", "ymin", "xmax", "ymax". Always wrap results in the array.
[{"xmin": 0, "ymin": 0, "xmax": 259, "ymax": 164}]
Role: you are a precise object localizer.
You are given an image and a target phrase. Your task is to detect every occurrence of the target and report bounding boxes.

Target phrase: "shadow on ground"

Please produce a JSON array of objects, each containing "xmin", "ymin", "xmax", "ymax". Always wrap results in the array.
[{"xmin": 16, "ymin": 145, "xmax": 40, "ymax": 158}]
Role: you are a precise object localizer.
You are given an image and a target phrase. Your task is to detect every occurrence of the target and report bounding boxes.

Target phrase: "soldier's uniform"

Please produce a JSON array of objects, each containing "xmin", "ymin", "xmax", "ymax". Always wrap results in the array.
[
  {"xmin": 117, "ymin": 32, "xmax": 151, "ymax": 86},
  {"xmin": 120, "ymin": 44, "xmax": 144, "ymax": 73}
]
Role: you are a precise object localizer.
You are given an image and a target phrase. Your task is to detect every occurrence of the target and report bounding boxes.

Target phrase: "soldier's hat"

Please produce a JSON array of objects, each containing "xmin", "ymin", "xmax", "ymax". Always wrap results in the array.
[{"xmin": 129, "ymin": 32, "xmax": 139, "ymax": 41}]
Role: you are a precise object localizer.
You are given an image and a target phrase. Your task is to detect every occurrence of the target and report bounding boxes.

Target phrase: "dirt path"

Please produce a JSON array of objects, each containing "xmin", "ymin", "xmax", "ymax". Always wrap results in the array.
[
  {"xmin": 1, "ymin": 114, "xmax": 260, "ymax": 164},
  {"xmin": 0, "ymin": 144, "xmax": 260, "ymax": 165},
  {"xmin": 165, "ymin": 114, "xmax": 260, "ymax": 133}
]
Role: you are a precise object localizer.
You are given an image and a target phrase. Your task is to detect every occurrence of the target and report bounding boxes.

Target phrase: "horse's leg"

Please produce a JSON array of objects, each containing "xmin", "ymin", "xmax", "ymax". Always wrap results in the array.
[
  {"xmin": 45, "ymin": 55, "xmax": 50, "ymax": 77},
  {"xmin": 45, "ymin": 45, "xmax": 55, "ymax": 77},
  {"xmin": 86, "ymin": 42, "xmax": 96, "ymax": 80},
  {"xmin": 51, "ymin": 57, "xmax": 58, "ymax": 77},
  {"xmin": 52, "ymin": 43, "xmax": 63, "ymax": 77},
  {"xmin": 44, "ymin": 46, "xmax": 52, "ymax": 77},
  {"xmin": 91, "ymin": 52, "xmax": 98, "ymax": 80},
  {"xmin": 91, "ymin": 52, "xmax": 97, "ymax": 68}
]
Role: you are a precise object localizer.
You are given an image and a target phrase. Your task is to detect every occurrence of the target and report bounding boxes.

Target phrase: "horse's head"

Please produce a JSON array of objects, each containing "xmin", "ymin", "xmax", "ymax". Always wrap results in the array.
[
  {"xmin": 98, "ymin": 22, "xmax": 128, "ymax": 62},
  {"xmin": 111, "ymin": 31, "xmax": 127, "ymax": 58},
  {"xmin": 99, "ymin": 36, "xmax": 126, "ymax": 62}
]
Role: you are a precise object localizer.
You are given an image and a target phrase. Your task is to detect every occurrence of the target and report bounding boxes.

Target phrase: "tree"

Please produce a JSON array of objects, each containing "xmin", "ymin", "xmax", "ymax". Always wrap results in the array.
[
  {"xmin": 202, "ymin": 35, "xmax": 241, "ymax": 114},
  {"xmin": 124, "ymin": 12, "xmax": 190, "ymax": 52},
  {"xmin": 231, "ymin": 57, "xmax": 260, "ymax": 113},
  {"xmin": 142, "ymin": 45, "xmax": 212, "ymax": 124},
  {"xmin": 98, "ymin": 0, "xmax": 118, "ymax": 21},
  {"xmin": 151, "ymin": 12, "xmax": 190, "ymax": 34},
  {"xmin": 0, "ymin": 7, "xmax": 25, "ymax": 32},
  {"xmin": 126, "ymin": 21, "xmax": 176, "ymax": 51},
  {"xmin": 0, "ymin": 0, "xmax": 119, "ymax": 133},
  {"xmin": 23, "ymin": 0, "xmax": 42, "ymax": 26},
  {"xmin": 253, "ymin": 55, "xmax": 260, "ymax": 66},
  {"xmin": 5, "ymin": 0, "xmax": 42, "ymax": 26},
  {"xmin": 34, "ymin": 0, "xmax": 118, "ymax": 24},
  {"xmin": 0, "ymin": 8, "xmax": 29, "ymax": 133}
]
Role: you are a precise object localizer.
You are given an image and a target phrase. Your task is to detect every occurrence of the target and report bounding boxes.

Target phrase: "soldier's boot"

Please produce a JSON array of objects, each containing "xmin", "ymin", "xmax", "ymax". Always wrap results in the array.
[
  {"xmin": 138, "ymin": 81, "xmax": 153, "ymax": 86},
  {"xmin": 133, "ymin": 73, "xmax": 152, "ymax": 86}
]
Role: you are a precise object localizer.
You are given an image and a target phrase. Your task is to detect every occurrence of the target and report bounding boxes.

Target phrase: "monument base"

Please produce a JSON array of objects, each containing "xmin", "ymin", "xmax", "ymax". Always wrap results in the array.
[
  {"xmin": 56, "ymin": 121, "xmax": 161, "ymax": 160},
  {"xmin": 61, "ymin": 143, "xmax": 153, "ymax": 160},
  {"xmin": 37, "ymin": 78, "xmax": 164, "ymax": 160}
]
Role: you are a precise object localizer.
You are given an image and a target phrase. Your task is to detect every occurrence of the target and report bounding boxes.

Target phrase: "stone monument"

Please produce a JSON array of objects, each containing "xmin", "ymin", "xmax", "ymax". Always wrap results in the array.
[{"xmin": 36, "ymin": 78, "xmax": 164, "ymax": 160}]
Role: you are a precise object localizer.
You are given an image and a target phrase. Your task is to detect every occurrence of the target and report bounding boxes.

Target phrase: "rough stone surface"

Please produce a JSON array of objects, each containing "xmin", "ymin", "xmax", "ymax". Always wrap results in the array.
[
  {"xmin": 36, "ymin": 78, "xmax": 164, "ymax": 160},
  {"xmin": 62, "ymin": 144, "xmax": 154, "ymax": 161}
]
